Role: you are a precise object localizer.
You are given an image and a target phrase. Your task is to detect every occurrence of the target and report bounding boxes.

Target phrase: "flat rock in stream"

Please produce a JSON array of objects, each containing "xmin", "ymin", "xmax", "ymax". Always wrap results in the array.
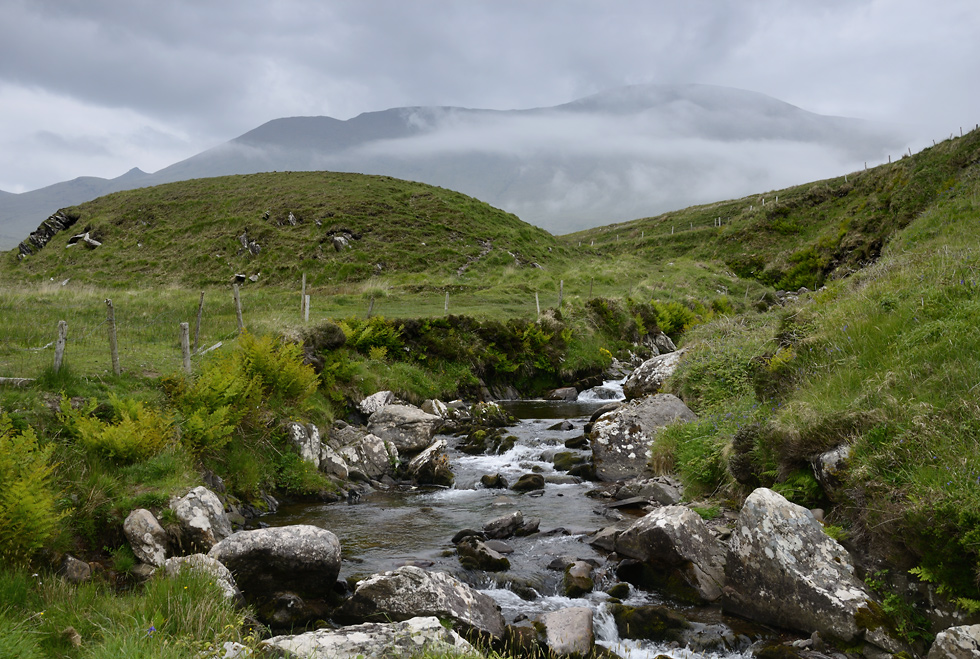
[
  {"xmin": 367, "ymin": 404, "xmax": 442, "ymax": 452},
  {"xmin": 336, "ymin": 565, "xmax": 506, "ymax": 639},
  {"xmin": 541, "ymin": 607, "xmax": 594, "ymax": 656},
  {"xmin": 264, "ymin": 616, "xmax": 476, "ymax": 659}
]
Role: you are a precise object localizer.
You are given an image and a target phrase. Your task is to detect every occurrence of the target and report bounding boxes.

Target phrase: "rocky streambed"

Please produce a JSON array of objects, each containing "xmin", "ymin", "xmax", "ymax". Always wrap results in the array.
[{"xmin": 114, "ymin": 360, "xmax": 979, "ymax": 658}]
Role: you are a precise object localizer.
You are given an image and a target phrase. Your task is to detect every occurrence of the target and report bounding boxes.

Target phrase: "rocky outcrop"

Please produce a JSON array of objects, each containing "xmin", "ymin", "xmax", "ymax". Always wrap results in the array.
[
  {"xmin": 263, "ymin": 616, "xmax": 476, "ymax": 659},
  {"xmin": 124, "ymin": 508, "xmax": 169, "ymax": 567},
  {"xmin": 614, "ymin": 505, "xmax": 726, "ymax": 602},
  {"xmin": 208, "ymin": 525, "xmax": 341, "ymax": 603},
  {"xmin": 927, "ymin": 624, "xmax": 980, "ymax": 659},
  {"xmin": 589, "ymin": 394, "xmax": 697, "ymax": 481},
  {"xmin": 170, "ymin": 486, "xmax": 233, "ymax": 552},
  {"xmin": 337, "ymin": 565, "xmax": 506, "ymax": 639},
  {"xmin": 367, "ymin": 404, "xmax": 442, "ymax": 453},
  {"xmin": 18, "ymin": 209, "xmax": 79, "ymax": 257},
  {"xmin": 163, "ymin": 554, "xmax": 241, "ymax": 602},
  {"xmin": 724, "ymin": 488, "xmax": 905, "ymax": 653},
  {"xmin": 622, "ymin": 348, "xmax": 686, "ymax": 400},
  {"xmin": 541, "ymin": 607, "xmax": 594, "ymax": 656}
]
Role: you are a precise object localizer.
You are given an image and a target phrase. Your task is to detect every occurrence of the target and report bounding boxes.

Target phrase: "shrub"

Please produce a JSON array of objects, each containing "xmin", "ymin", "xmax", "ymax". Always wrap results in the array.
[
  {"xmin": 60, "ymin": 395, "xmax": 174, "ymax": 464},
  {"xmin": 0, "ymin": 415, "xmax": 67, "ymax": 565}
]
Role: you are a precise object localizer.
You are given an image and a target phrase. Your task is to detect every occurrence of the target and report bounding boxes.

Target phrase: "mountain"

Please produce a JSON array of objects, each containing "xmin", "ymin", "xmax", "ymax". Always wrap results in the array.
[{"xmin": 0, "ymin": 84, "xmax": 907, "ymax": 250}]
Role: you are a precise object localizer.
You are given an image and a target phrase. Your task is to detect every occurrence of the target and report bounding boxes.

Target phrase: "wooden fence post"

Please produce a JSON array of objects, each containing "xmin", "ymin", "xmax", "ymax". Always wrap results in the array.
[
  {"xmin": 106, "ymin": 299, "xmax": 120, "ymax": 375},
  {"xmin": 179, "ymin": 322, "xmax": 191, "ymax": 375},
  {"xmin": 535, "ymin": 292, "xmax": 540, "ymax": 316},
  {"xmin": 589, "ymin": 278, "xmax": 593, "ymax": 298},
  {"xmin": 444, "ymin": 291, "xmax": 449, "ymax": 314},
  {"xmin": 193, "ymin": 291, "xmax": 205, "ymax": 351},
  {"xmin": 558, "ymin": 280, "xmax": 564, "ymax": 310},
  {"xmin": 304, "ymin": 295, "xmax": 310, "ymax": 323},
  {"xmin": 53, "ymin": 320, "xmax": 68, "ymax": 372},
  {"xmin": 301, "ymin": 273, "xmax": 307, "ymax": 320},
  {"xmin": 233, "ymin": 284, "xmax": 244, "ymax": 333},
  {"xmin": 367, "ymin": 297, "xmax": 375, "ymax": 318}
]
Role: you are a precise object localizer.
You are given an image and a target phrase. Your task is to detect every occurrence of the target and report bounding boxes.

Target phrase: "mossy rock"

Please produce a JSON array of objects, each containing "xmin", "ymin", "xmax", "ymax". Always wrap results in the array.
[
  {"xmin": 605, "ymin": 582, "xmax": 631, "ymax": 599},
  {"xmin": 607, "ymin": 603, "xmax": 689, "ymax": 642}
]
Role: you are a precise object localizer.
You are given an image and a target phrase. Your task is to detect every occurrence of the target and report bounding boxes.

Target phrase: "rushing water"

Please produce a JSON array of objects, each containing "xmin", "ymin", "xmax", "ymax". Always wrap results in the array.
[{"xmin": 267, "ymin": 381, "xmax": 760, "ymax": 658}]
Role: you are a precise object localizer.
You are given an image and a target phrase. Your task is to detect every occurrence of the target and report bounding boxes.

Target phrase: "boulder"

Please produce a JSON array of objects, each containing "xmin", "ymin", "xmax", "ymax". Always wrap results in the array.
[
  {"xmin": 124, "ymin": 508, "xmax": 169, "ymax": 567},
  {"xmin": 480, "ymin": 473, "xmax": 509, "ymax": 489},
  {"xmin": 616, "ymin": 476, "xmax": 683, "ymax": 505},
  {"xmin": 541, "ymin": 607, "xmax": 594, "ymax": 656},
  {"xmin": 170, "ymin": 486, "xmax": 233, "ymax": 552},
  {"xmin": 58, "ymin": 555, "xmax": 91, "ymax": 584},
  {"xmin": 337, "ymin": 566, "xmax": 506, "ymax": 639},
  {"xmin": 652, "ymin": 333, "xmax": 677, "ymax": 354},
  {"xmin": 286, "ymin": 422, "xmax": 322, "ymax": 469},
  {"xmin": 511, "ymin": 473, "xmax": 545, "ymax": 492},
  {"xmin": 208, "ymin": 525, "xmax": 341, "ymax": 603},
  {"xmin": 358, "ymin": 390, "xmax": 394, "ymax": 416},
  {"xmin": 927, "ymin": 624, "xmax": 980, "ymax": 659},
  {"xmin": 470, "ymin": 401, "xmax": 515, "ymax": 428},
  {"xmin": 406, "ymin": 439, "xmax": 454, "ymax": 486},
  {"xmin": 456, "ymin": 537, "xmax": 510, "ymax": 571},
  {"xmin": 608, "ymin": 603, "xmax": 689, "ymax": 643},
  {"xmin": 367, "ymin": 404, "xmax": 442, "ymax": 453},
  {"xmin": 563, "ymin": 561, "xmax": 594, "ymax": 597},
  {"xmin": 264, "ymin": 617, "xmax": 475, "ymax": 659},
  {"xmin": 622, "ymin": 348, "xmax": 686, "ymax": 400},
  {"xmin": 811, "ymin": 443, "xmax": 851, "ymax": 500},
  {"xmin": 589, "ymin": 394, "xmax": 697, "ymax": 481},
  {"xmin": 614, "ymin": 505, "xmax": 726, "ymax": 602},
  {"xmin": 329, "ymin": 423, "xmax": 398, "ymax": 480},
  {"xmin": 724, "ymin": 488, "xmax": 903, "ymax": 651},
  {"xmin": 318, "ymin": 443, "xmax": 349, "ymax": 480},
  {"xmin": 484, "ymin": 511, "xmax": 524, "ymax": 539},
  {"xmin": 547, "ymin": 387, "xmax": 579, "ymax": 401},
  {"xmin": 163, "ymin": 554, "xmax": 241, "ymax": 602}
]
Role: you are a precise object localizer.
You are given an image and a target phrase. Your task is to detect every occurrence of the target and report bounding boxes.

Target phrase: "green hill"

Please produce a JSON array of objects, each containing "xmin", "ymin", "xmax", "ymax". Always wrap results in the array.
[{"xmin": 5, "ymin": 171, "xmax": 565, "ymax": 288}]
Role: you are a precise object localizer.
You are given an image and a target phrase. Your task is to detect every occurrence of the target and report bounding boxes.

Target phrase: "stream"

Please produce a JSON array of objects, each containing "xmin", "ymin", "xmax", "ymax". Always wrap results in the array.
[{"xmin": 267, "ymin": 381, "xmax": 761, "ymax": 658}]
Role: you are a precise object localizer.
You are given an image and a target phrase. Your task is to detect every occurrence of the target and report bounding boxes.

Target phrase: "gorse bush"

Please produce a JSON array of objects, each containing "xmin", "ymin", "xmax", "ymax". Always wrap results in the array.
[
  {"xmin": 0, "ymin": 414, "xmax": 67, "ymax": 565},
  {"xmin": 59, "ymin": 395, "xmax": 174, "ymax": 464}
]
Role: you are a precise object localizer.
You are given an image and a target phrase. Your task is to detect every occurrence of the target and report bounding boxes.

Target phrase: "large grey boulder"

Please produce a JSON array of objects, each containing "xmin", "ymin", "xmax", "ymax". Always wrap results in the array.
[
  {"xmin": 264, "ymin": 616, "xmax": 476, "ymax": 659},
  {"xmin": 124, "ymin": 508, "xmax": 169, "ymax": 567},
  {"xmin": 615, "ymin": 476, "xmax": 683, "ymax": 505},
  {"xmin": 328, "ymin": 422, "xmax": 398, "ymax": 480},
  {"xmin": 337, "ymin": 565, "xmax": 506, "ymax": 639},
  {"xmin": 622, "ymin": 348, "xmax": 686, "ymax": 400},
  {"xmin": 170, "ymin": 486, "xmax": 233, "ymax": 552},
  {"xmin": 589, "ymin": 394, "xmax": 697, "ymax": 481},
  {"xmin": 724, "ymin": 488, "xmax": 905, "ymax": 653},
  {"xmin": 208, "ymin": 525, "xmax": 341, "ymax": 602},
  {"xmin": 541, "ymin": 607, "xmax": 594, "ymax": 656},
  {"xmin": 927, "ymin": 624, "xmax": 980, "ymax": 659},
  {"xmin": 367, "ymin": 404, "xmax": 442, "ymax": 453},
  {"xmin": 615, "ymin": 505, "xmax": 726, "ymax": 602},
  {"xmin": 163, "ymin": 554, "xmax": 241, "ymax": 602}
]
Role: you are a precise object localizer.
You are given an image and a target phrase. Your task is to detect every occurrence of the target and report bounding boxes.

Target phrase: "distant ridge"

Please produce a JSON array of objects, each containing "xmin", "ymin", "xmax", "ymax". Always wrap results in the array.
[{"xmin": 0, "ymin": 83, "xmax": 906, "ymax": 250}]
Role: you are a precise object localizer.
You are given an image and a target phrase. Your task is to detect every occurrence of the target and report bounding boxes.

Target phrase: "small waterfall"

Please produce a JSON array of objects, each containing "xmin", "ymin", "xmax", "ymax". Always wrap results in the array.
[{"xmin": 577, "ymin": 378, "xmax": 626, "ymax": 402}]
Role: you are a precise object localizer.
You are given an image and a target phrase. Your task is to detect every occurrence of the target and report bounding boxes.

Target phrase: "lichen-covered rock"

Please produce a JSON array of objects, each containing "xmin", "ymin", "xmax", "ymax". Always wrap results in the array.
[
  {"xmin": 724, "ymin": 488, "xmax": 903, "ymax": 652},
  {"xmin": 264, "ymin": 616, "xmax": 476, "ymax": 659},
  {"xmin": 470, "ymin": 401, "xmax": 515, "ymax": 428},
  {"xmin": 541, "ymin": 607, "xmax": 594, "ymax": 656},
  {"xmin": 927, "ymin": 624, "xmax": 980, "ymax": 659},
  {"xmin": 589, "ymin": 394, "xmax": 697, "ymax": 481},
  {"xmin": 337, "ymin": 565, "xmax": 506, "ymax": 639},
  {"xmin": 124, "ymin": 508, "xmax": 169, "ymax": 567},
  {"xmin": 170, "ymin": 486, "xmax": 233, "ymax": 552},
  {"xmin": 358, "ymin": 390, "xmax": 394, "ymax": 416},
  {"xmin": 286, "ymin": 422, "xmax": 322, "ymax": 469},
  {"xmin": 208, "ymin": 525, "xmax": 341, "ymax": 603},
  {"xmin": 615, "ymin": 476, "xmax": 683, "ymax": 505},
  {"xmin": 318, "ymin": 443, "xmax": 349, "ymax": 480},
  {"xmin": 329, "ymin": 422, "xmax": 398, "ymax": 480},
  {"xmin": 367, "ymin": 404, "xmax": 442, "ymax": 452},
  {"xmin": 614, "ymin": 505, "xmax": 726, "ymax": 602},
  {"xmin": 407, "ymin": 439, "xmax": 454, "ymax": 486},
  {"xmin": 163, "ymin": 554, "xmax": 241, "ymax": 602},
  {"xmin": 811, "ymin": 443, "xmax": 851, "ymax": 500},
  {"xmin": 622, "ymin": 348, "xmax": 686, "ymax": 400}
]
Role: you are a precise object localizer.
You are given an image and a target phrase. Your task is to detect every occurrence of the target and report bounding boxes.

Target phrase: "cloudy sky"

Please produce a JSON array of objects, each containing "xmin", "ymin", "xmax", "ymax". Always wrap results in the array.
[{"xmin": 0, "ymin": 0, "xmax": 977, "ymax": 194}]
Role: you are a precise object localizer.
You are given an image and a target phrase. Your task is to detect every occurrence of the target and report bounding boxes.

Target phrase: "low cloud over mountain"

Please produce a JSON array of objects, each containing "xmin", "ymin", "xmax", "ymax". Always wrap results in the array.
[{"xmin": 0, "ymin": 84, "xmax": 906, "ymax": 249}]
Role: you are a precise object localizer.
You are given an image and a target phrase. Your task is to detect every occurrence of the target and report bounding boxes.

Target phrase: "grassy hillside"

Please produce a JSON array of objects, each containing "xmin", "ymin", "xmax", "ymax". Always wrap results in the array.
[{"xmin": 5, "ymin": 171, "xmax": 566, "ymax": 288}]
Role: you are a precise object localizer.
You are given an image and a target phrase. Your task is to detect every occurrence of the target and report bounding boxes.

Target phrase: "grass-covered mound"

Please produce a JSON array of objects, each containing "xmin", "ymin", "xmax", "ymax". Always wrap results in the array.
[{"xmin": 6, "ymin": 171, "xmax": 565, "ymax": 288}]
